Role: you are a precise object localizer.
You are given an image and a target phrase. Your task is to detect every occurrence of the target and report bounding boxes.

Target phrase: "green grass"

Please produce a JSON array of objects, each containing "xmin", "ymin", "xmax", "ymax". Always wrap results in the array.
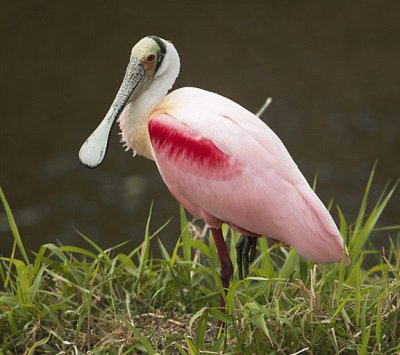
[{"xmin": 0, "ymin": 169, "xmax": 399, "ymax": 354}]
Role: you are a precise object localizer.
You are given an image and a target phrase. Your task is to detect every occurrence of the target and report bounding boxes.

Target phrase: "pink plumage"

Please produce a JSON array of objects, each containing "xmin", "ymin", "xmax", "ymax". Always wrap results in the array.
[
  {"xmin": 79, "ymin": 36, "xmax": 350, "ymax": 319},
  {"xmin": 79, "ymin": 35, "xmax": 350, "ymax": 295},
  {"xmin": 149, "ymin": 87, "xmax": 349, "ymax": 263}
]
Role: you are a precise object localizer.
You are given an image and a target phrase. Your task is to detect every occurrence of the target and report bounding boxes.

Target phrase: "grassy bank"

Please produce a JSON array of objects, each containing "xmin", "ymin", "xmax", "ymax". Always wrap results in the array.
[{"xmin": 0, "ymin": 170, "xmax": 399, "ymax": 354}]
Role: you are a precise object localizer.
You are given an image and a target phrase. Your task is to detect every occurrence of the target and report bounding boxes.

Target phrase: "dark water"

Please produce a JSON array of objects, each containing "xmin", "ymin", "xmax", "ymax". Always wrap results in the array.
[{"xmin": 1, "ymin": 1, "xmax": 399, "ymax": 256}]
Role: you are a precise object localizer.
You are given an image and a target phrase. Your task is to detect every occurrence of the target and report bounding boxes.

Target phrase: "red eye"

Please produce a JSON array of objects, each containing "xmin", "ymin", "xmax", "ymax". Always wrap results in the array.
[{"xmin": 147, "ymin": 54, "xmax": 156, "ymax": 62}]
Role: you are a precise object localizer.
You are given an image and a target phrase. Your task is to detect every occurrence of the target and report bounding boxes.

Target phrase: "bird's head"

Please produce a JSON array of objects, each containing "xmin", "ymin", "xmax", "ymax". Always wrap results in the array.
[
  {"xmin": 130, "ymin": 36, "xmax": 166, "ymax": 80},
  {"xmin": 79, "ymin": 35, "xmax": 179, "ymax": 168}
]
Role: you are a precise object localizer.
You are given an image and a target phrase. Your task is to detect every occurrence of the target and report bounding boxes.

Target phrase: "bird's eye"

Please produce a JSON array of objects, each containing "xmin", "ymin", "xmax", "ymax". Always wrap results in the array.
[{"xmin": 147, "ymin": 54, "xmax": 156, "ymax": 62}]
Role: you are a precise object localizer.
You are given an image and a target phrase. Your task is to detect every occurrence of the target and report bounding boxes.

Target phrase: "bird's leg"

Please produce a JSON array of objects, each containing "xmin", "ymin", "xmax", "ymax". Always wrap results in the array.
[
  {"xmin": 236, "ymin": 235, "xmax": 258, "ymax": 279},
  {"xmin": 241, "ymin": 237, "xmax": 252, "ymax": 279},
  {"xmin": 211, "ymin": 228, "xmax": 234, "ymax": 304},
  {"xmin": 236, "ymin": 235, "xmax": 246, "ymax": 280},
  {"xmin": 249, "ymin": 237, "xmax": 257, "ymax": 263},
  {"xmin": 211, "ymin": 228, "xmax": 233, "ymax": 334}
]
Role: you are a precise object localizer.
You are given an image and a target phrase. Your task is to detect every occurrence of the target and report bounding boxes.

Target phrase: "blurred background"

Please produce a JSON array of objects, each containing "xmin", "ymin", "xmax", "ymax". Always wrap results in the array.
[{"xmin": 1, "ymin": 1, "xmax": 399, "ymax": 256}]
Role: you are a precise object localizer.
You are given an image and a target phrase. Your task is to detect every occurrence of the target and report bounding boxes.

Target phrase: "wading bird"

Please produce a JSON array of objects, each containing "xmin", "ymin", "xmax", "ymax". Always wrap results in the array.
[{"xmin": 79, "ymin": 36, "xmax": 349, "ymax": 308}]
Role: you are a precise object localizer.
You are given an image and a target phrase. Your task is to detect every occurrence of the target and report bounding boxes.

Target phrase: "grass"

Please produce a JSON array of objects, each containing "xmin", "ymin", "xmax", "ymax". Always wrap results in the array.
[{"xmin": 0, "ymin": 169, "xmax": 399, "ymax": 354}]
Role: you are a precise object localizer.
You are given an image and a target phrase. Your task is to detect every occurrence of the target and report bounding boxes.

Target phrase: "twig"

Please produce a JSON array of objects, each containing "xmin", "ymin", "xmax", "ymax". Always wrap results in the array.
[{"xmin": 256, "ymin": 97, "xmax": 272, "ymax": 117}]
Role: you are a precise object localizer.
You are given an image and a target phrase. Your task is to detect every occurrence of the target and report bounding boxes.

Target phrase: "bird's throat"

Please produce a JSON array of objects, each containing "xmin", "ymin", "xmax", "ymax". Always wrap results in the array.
[{"xmin": 118, "ymin": 78, "xmax": 173, "ymax": 160}]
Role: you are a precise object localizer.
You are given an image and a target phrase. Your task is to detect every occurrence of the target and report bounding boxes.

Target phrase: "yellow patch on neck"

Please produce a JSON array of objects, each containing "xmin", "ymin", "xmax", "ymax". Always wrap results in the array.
[{"xmin": 149, "ymin": 95, "xmax": 177, "ymax": 119}]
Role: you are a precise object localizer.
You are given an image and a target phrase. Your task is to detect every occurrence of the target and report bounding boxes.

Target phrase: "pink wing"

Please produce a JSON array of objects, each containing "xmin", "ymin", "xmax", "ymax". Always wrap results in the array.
[{"xmin": 148, "ymin": 87, "xmax": 348, "ymax": 263}]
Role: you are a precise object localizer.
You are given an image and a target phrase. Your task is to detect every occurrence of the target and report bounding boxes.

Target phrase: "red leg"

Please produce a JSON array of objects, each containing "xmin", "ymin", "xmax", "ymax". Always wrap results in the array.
[{"xmin": 211, "ymin": 228, "xmax": 233, "ymax": 308}]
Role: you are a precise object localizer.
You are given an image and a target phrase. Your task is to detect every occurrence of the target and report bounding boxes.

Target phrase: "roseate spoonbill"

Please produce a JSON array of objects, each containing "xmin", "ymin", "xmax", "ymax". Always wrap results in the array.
[{"xmin": 79, "ymin": 36, "xmax": 349, "ymax": 306}]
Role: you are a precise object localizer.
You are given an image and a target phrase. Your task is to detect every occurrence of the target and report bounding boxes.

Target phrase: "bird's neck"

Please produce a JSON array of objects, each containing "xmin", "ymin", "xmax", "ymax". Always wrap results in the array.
[{"xmin": 118, "ymin": 71, "xmax": 177, "ymax": 160}]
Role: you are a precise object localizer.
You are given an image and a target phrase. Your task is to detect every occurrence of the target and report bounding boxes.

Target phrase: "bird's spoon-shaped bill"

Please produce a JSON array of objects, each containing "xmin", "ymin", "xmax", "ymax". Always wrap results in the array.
[{"xmin": 79, "ymin": 58, "xmax": 147, "ymax": 168}]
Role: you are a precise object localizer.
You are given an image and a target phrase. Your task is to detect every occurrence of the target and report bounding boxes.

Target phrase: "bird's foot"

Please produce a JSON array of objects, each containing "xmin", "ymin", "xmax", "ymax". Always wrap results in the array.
[{"xmin": 236, "ymin": 235, "xmax": 257, "ymax": 279}]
